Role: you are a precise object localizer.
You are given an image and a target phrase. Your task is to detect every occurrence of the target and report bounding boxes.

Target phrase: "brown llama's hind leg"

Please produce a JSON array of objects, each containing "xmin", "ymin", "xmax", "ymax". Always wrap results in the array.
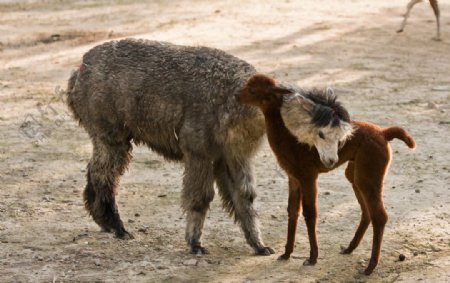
[
  {"xmin": 351, "ymin": 145, "xmax": 390, "ymax": 275},
  {"xmin": 300, "ymin": 175, "xmax": 319, "ymax": 265},
  {"xmin": 354, "ymin": 163, "xmax": 388, "ymax": 275},
  {"xmin": 341, "ymin": 162, "xmax": 371, "ymax": 254},
  {"xmin": 278, "ymin": 177, "xmax": 302, "ymax": 260},
  {"xmin": 364, "ymin": 192, "xmax": 388, "ymax": 275},
  {"xmin": 85, "ymin": 139, "xmax": 133, "ymax": 239}
]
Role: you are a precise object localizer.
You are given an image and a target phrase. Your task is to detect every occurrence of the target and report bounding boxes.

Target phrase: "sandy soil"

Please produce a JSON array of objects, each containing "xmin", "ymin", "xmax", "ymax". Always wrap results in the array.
[{"xmin": 1, "ymin": 0, "xmax": 449, "ymax": 282}]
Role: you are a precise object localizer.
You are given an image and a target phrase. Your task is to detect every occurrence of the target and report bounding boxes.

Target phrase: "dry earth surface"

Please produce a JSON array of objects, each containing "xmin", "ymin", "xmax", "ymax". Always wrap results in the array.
[{"xmin": 0, "ymin": 0, "xmax": 449, "ymax": 282}]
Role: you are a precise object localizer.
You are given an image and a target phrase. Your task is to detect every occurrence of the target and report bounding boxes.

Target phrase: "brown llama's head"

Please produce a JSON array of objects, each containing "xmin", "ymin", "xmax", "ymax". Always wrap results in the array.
[
  {"xmin": 236, "ymin": 74, "xmax": 294, "ymax": 111},
  {"xmin": 282, "ymin": 88, "xmax": 354, "ymax": 168}
]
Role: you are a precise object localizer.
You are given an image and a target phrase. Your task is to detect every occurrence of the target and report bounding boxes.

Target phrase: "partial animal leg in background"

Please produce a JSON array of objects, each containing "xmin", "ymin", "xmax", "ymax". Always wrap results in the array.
[
  {"xmin": 398, "ymin": 0, "xmax": 423, "ymax": 33},
  {"xmin": 278, "ymin": 177, "xmax": 302, "ymax": 260},
  {"xmin": 182, "ymin": 155, "xmax": 215, "ymax": 254},
  {"xmin": 429, "ymin": 0, "xmax": 441, "ymax": 41},
  {"xmin": 84, "ymin": 138, "xmax": 133, "ymax": 239},
  {"xmin": 340, "ymin": 162, "xmax": 371, "ymax": 254},
  {"xmin": 214, "ymin": 157, "xmax": 274, "ymax": 255}
]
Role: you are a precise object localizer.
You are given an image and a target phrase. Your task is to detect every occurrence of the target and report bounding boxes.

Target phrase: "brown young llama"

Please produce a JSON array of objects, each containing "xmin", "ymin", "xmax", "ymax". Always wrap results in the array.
[{"xmin": 236, "ymin": 74, "xmax": 416, "ymax": 275}]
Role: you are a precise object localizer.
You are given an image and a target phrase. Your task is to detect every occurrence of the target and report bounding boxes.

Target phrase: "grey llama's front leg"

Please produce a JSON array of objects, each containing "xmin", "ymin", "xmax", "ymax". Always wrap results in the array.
[
  {"xmin": 214, "ymin": 158, "xmax": 274, "ymax": 255},
  {"xmin": 182, "ymin": 155, "xmax": 215, "ymax": 254}
]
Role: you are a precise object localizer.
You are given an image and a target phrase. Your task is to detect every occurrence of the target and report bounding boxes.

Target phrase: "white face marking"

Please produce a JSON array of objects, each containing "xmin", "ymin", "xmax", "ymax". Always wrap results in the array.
[
  {"xmin": 280, "ymin": 90, "xmax": 355, "ymax": 168},
  {"xmin": 313, "ymin": 122, "xmax": 354, "ymax": 168}
]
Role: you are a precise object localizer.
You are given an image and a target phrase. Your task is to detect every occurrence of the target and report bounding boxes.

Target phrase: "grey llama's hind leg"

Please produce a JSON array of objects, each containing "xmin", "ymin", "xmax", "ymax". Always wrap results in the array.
[
  {"xmin": 214, "ymin": 157, "xmax": 274, "ymax": 255},
  {"xmin": 182, "ymin": 155, "xmax": 215, "ymax": 254},
  {"xmin": 84, "ymin": 138, "xmax": 133, "ymax": 239}
]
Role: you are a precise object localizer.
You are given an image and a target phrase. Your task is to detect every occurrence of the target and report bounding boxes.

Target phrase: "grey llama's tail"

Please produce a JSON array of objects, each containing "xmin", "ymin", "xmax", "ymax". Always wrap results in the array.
[{"xmin": 66, "ymin": 69, "xmax": 81, "ymax": 122}]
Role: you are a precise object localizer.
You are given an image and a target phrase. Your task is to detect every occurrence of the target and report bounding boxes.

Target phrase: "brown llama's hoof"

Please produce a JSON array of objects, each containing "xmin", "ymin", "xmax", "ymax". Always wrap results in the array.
[
  {"xmin": 358, "ymin": 265, "xmax": 375, "ymax": 276},
  {"xmin": 277, "ymin": 254, "xmax": 290, "ymax": 261},
  {"xmin": 363, "ymin": 259, "xmax": 378, "ymax": 275},
  {"xmin": 302, "ymin": 258, "xmax": 317, "ymax": 266},
  {"xmin": 340, "ymin": 245, "xmax": 352, "ymax": 254},
  {"xmin": 432, "ymin": 37, "xmax": 442, "ymax": 42},
  {"xmin": 397, "ymin": 29, "xmax": 404, "ymax": 33},
  {"xmin": 256, "ymin": 246, "xmax": 275, "ymax": 256},
  {"xmin": 190, "ymin": 245, "xmax": 209, "ymax": 255}
]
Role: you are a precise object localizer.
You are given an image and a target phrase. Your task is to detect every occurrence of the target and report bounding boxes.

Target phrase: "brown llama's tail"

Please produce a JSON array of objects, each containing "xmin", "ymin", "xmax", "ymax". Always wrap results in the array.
[{"xmin": 382, "ymin": 126, "xmax": 416, "ymax": 149}]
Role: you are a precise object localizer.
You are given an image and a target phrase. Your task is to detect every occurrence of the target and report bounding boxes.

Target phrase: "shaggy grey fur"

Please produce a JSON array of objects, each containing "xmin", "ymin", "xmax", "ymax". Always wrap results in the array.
[{"xmin": 67, "ymin": 39, "xmax": 273, "ymax": 255}]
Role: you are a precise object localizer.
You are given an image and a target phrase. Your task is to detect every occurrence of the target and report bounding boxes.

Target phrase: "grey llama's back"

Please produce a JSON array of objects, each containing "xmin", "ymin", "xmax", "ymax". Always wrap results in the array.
[
  {"xmin": 68, "ymin": 39, "xmax": 261, "ymax": 160},
  {"xmin": 67, "ymin": 39, "xmax": 273, "ymax": 255}
]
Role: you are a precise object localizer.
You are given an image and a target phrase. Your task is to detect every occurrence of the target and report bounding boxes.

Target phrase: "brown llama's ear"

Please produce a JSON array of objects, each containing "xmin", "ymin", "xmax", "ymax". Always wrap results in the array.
[
  {"xmin": 326, "ymin": 87, "xmax": 335, "ymax": 98},
  {"xmin": 249, "ymin": 74, "xmax": 275, "ymax": 85},
  {"xmin": 293, "ymin": 94, "xmax": 315, "ymax": 112},
  {"xmin": 270, "ymin": 86, "xmax": 294, "ymax": 96}
]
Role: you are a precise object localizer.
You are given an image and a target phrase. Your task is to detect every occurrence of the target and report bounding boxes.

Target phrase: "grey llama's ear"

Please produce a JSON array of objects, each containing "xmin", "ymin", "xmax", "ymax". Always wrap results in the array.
[{"xmin": 293, "ymin": 94, "xmax": 315, "ymax": 113}]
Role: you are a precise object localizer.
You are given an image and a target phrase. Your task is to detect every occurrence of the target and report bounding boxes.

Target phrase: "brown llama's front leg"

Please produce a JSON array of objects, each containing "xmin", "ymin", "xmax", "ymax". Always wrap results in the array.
[
  {"xmin": 341, "ymin": 162, "xmax": 371, "ymax": 254},
  {"xmin": 278, "ymin": 177, "xmax": 302, "ymax": 260},
  {"xmin": 182, "ymin": 155, "xmax": 215, "ymax": 254},
  {"xmin": 85, "ymin": 139, "xmax": 133, "ymax": 239},
  {"xmin": 300, "ymin": 176, "xmax": 319, "ymax": 265}
]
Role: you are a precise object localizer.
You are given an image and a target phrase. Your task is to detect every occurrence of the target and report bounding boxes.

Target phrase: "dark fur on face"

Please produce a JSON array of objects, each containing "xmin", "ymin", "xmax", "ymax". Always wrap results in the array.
[{"xmin": 303, "ymin": 90, "xmax": 350, "ymax": 128}]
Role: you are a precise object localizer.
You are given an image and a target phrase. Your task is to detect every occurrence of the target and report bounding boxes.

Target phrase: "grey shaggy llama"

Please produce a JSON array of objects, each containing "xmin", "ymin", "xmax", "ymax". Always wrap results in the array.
[
  {"xmin": 67, "ymin": 39, "xmax": 352, "ymax": 256},
  {"xmin": 67, "ymin": 39, "xmax": 272, "ymax": 255}
]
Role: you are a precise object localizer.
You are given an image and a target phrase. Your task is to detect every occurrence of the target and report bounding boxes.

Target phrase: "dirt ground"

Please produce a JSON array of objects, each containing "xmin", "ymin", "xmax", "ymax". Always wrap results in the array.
[{"xmin": 0, "ymin": 0, "xmax": 449, "ymax": 282}]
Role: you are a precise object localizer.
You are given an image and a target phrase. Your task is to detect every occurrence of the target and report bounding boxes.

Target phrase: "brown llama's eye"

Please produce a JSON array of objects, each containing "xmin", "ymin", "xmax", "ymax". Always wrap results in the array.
[{"xmin": 318, "ymin": 131, "xmax": 325, "ymax": 140}]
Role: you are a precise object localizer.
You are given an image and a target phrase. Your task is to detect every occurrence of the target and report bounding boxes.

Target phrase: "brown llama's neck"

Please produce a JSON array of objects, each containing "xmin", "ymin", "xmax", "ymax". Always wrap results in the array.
[{"xmin": 262, "ymin": 107, "xmax": 303, "ymax": 175}]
